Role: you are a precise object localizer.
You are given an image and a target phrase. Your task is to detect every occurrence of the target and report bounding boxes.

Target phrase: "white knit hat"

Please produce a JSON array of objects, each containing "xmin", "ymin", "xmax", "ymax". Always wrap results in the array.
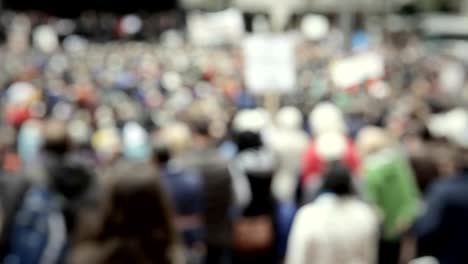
[
  {"xmin": 233, "ymin": 109, "xmax": 270, "ymax": 133},
  {"xmin": 315, "ymin": 132, "xmax": 347, "ymax": 161},
  {"xmin": 122, "ymin": 122, "xmax": 150, "ymax": 160},
  {"xmin": 276, "ymin": 106, "xmax": 302, "ymax": 130},
  {"xmin": 309, "ymin": 102, "xmax": 347, "ymax": 136}
]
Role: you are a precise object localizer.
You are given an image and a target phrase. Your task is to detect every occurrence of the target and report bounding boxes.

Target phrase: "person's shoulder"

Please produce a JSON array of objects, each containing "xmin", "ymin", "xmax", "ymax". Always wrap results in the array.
[
  {"xmin": 364, "ymin": 150, "xmax": 394, "ymax": 168},
  {"xmin": 363, "ymin": 149, "xmax": 402, "ymax": 176},
  {"xmin": 185, "ymin": 148, "xmax": 228, "ymax": 166},
  {"xmin": 294, "ymin": 203, "xmax": 320, "ymax": 226},
  {"xmin": 344, "ymin": 198, "xmax": 379, "ymax": 220},
  {"xmin": 297, "ymin": 195, "xmax": 336, "ymax": 215},
  {"xmin": 429, "ymin": 174, "xmax": 468, "ymax": 196}
]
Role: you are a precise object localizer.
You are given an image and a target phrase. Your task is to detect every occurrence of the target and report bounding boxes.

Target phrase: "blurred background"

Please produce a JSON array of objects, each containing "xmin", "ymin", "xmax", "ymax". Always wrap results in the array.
[{"xmin": 0, "ymin": 1, "xmax": 468, "ymax": 264}]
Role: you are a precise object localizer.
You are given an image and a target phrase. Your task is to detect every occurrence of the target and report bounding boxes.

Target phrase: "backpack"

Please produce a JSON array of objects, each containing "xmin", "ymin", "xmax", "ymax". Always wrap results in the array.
[
  {"xmin": 233, "ymin": 215, "xmax": 274, "ymax": 254},
  {"xmin": 3, "ymin": 187, "xmax": 67, "ymax": 264}
]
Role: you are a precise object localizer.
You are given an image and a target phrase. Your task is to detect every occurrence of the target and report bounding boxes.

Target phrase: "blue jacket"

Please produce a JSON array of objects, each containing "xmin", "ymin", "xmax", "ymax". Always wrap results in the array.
[
  {"xmin": 416, "ymin": 171, "xmax": 468, "ymax": 264},
  {"xmin": 161, "ymin": 162, "xmax": 204, "ymax": 246},
  {"xmin": 3, "ymin": 187, "xmax": 67, "ymax": 264}
]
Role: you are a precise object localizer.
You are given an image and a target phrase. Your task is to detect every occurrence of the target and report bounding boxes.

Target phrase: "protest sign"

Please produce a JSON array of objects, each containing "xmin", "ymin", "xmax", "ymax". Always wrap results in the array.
[{"xmin": 243, "ymin": 34, "xmax": 296, "ymax": 94}]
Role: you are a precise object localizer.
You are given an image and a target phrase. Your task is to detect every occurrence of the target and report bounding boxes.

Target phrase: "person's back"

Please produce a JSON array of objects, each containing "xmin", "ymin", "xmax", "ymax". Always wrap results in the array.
[
  {"xmin": 287, "ymin": 195, "xmax": 377, "ymax": 264},
  {"xmin": 270, "ymin": 106, "xmax": 309, "ymax": 203},
  {"xmin": 302, "ymin": 103, "xmax": 361, "ymax": 191},
  {"xmin": 161, "ymin": 162, "xmax": 203, "ymax": 247},
  {"xmin": 70, "ymin": 161, "xmax": 181, "ymax": 264},
  {"xmin": 182, "ymin": 113, "xmax": 233, "ymax": 264},
  {"xmin": 181, "ymin": 148, "xmax": 232, "ymax": 248},
  {"xmin": 154, "ymin": 125, "xmax": 204, "ymax": 254},
  {"xmin": 357, "ymin": 127, "xmax": 420, "ymax": 264},
  {"xmin": 286, "ymin": 163, "xmax": 378, "ymax": 264},
  {"xmin": 3, "ymin": 185, "xmax": 67, "ymax": 264},
  {"xmin": 416, "ymin": 169, "xmax": 468, "ymax": 264},
  {"xmin": 362, "ymin": 148, "xmax": 419, "ymax": 240}
]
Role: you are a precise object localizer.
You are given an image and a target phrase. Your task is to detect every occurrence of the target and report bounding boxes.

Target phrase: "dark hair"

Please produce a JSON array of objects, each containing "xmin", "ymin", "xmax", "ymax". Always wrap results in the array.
[
  {"xmin": 234, "ymin": 131, "xmax": 263, "ymax": 151},
  {"xmin": 50, "ymin": 160, "xmax": 95, "ymax": 235},
  {"xmin": 410, "ymin": 151, "xmax": 439, "ymax": 194},
  {"xmin": 322, "ymin": 161, "xmax": 354, "ymax": 196},
  {"xmin": 73, "ymin": 162, "xmax": 177, "ymax": 264},
  {"xmin": 153, "ymin": 143, "xmax": 171, "ymax": 166},
  {"xmin": 50, "ymin": 162, "xmax": 94, "ymax": 200},
  {"xmin": 189, "ymin": 117, "xmax": 211, "ymax": 137},
  {"xmin": 43, "ymin": 119, "xmax": 70, "ymax": 155}
]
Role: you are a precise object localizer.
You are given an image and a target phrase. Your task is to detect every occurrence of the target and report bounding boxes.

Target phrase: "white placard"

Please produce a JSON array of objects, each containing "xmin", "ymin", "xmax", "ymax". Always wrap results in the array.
[
  {"xmin": 421, "ymin": 15, "xmax": 468, "ymax": 37},
  {"xmin": 439, "ymin": 61, "xmax": 465, "ymax": 94},
  {"xmin": 33, "ymin": 25, "xmax": 59, "ymax": 53},
  {"xmin": 301, "ymin": 14, "xmax": 329, "ymax": 41},
  {"xmin": 243, "ymin": 34, "xmax": 296, "ymax": 94},
  {"xmin": 330, "ymin": 52, "xmax": 384, "ymax": 89},
  {"xmin": 187, "ymin": 8, "xmax": 245, "ymax": 46}
]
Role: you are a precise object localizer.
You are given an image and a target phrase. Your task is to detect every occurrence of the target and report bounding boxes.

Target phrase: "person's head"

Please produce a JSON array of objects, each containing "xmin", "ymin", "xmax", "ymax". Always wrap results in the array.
[
  {"xmin": 152, "ymin": 141, "xmax": 171, "ymax": 167},
  {"xmin": 315, "ymin": 132, "xmax": 348, "ymax": 161},
  {"xmin": 232, "ymin": 109, "xmax": 266, "ymax": 151},
  {"xmin": 189, "ymin": 116, "xmax": 211, "ymax": 139},
  {"xmin": 121, "ymin": 122, "xmax": 150, "ymax": 160},
  {"xmin": 276, "ymin": 106, "xmax": 303, "ymax": 130},
  {"xmin": 322, "ymin": 161, "xmax": 354, "ymax": 196},
  {"xmin": 91, "ymin": 127, "xmax": 121, "ymax": 163},
  {"xmin": 50, "ymin": 159, "xmax": 95, "ymax": 233},
  {"xmin": 309, "ymin": 102, "xmax": 347, "ymax": 136},
  {"xmin": 83, "ymin": 161, "xmax": 177, "ymax": 264},
  {"xmin": 234, "ymin": 131, "xmax": 263, "ymax": 152},
  {"xmin": 50, "ymin": 160, "xmax": 94, "ymax": 200},
  {"xmin": 232, "ymin": 109, "xmax": 270, "ymax": 133},
  {"xmin": 67, "ymin": 119, "xmax": 92, "ymax": 149},
  {"xmin": 157, "ymin": 123, "xmax": 191, "ymax": 158},
  {"xmin": 186, "ymin": 99, "xmax": 227, "ymax": 142},
  {"xmin": 43, "ymin": 119, "xmax": 70, "ymax": 156},
  {"xmin": 356, "ymin": 126, "xmax": 393, "ymax": 157}
]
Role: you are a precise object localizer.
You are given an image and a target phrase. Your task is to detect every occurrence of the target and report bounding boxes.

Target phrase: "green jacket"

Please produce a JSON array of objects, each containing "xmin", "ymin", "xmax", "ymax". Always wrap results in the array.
[{"xmin": 363, "ymin": 147, "xmax": 420, "ymax": 241}]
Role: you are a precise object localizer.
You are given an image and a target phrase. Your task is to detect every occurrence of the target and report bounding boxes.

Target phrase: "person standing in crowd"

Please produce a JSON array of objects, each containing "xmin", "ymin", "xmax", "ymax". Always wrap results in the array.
[
  {"xmin": 230, "ymin": 109, "xmax": 278, "ymax": 264},
  {"xmin": 268, "ymin": 106, "xmax": 308, "ymax": 257},
  {"xmin": 153, "ymin": 123, "xmax": 204, "ymax": 262},
  {"xmin": 270, "ymin": 106, "xmax": 308, "ymax": 204},
  {"xmin": 0, "ymin": 125, "xmax": 31, "ymax": 259},
  {"xmin": 0, "ymin": 125, "xmax": 19, "ymax": 174},
  {"xmin": 23, "ymin": 119, "xmax": 70, "ymax": 185},
  {"xmin": 302, "ymin": 102, "xmax": 361, "ymax": 202},
  {"xmin": 3, "ymin": 119, "xmax": 97, "ymax": 264},
  {"xmin": 179, "ymin": 108, "xmax": 233, "ymax": 264},
  {"xmin": 415, "ymin": 146, "xmax": 468, "ymax": 264},
  {"xmin": 357, "ymin": 126, "xmax": 420, "ymax": 264},
  {"xmin": 70, "ymin": 161, "xmax": 182, "ymax": 264},
  {"xmin": 408, "ymin": 146, "xmax": 440, "ymax": 195},
  {"xmin": 286, "ymin": 162, "xmax": 378, "ymax": 264}
]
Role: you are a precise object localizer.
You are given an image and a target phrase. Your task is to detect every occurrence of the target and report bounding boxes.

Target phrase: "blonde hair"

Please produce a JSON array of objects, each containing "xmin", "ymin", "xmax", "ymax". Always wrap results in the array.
[
  {"xmin": 158, "ymin": 123, "xmax": 191, "ymax": 157},
  {"xmin": 356, "ymin": 126, "xmax": 393, "ymax": 157}
]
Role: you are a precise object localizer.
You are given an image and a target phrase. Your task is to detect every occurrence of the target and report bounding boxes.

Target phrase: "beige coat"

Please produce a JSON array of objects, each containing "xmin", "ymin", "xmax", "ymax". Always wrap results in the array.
[{"xmin": 286, "ymin": 194, "xmax": 378, "ymax": 264}]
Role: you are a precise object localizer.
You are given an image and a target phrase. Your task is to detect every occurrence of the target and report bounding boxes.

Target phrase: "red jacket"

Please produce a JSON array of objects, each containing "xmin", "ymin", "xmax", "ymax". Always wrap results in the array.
[{"xmin": 301, "ymin": 138, "xmax": 361, "ymax": 186}]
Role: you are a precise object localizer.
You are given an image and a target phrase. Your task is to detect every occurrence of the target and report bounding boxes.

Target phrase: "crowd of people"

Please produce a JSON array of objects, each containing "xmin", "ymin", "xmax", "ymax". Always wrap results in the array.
[{"xmin": 0, "ymin": 11, "xmax": 467, "ymax": 264}]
